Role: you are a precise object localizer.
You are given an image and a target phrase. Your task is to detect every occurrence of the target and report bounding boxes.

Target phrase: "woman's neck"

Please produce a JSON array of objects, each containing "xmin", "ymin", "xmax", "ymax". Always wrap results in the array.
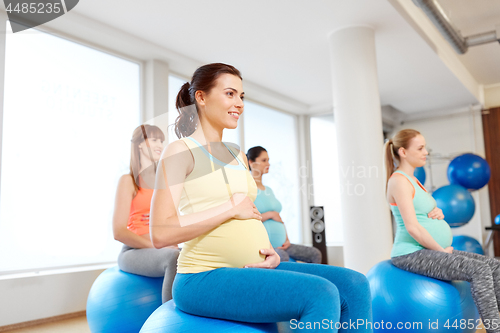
[
  {"xmin": 396, "ymin": 162, "xmax": 415, "ymax": 177},
  {"xmin": 191, "ymin": 120, "xmax": 223, "ymax": 144},
  {"xmin": 139, "ymin": 159, "xmax": 153, "ymax": 174},
  {"xmin": 137, "ymin": 162, "xmax": 156, "ymax": 189},
  {"xmin": 252, "ymin": 172, "xmax": 265, "ymax": 190}
]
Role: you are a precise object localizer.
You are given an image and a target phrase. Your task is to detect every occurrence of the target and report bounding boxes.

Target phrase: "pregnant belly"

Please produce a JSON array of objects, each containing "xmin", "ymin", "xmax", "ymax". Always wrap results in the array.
[
  {"xmin": 196, "ymin": 218, "xmax": 271, "ymax": 268},
  {"xmin": 420, "ymin": 218, "xmax": 453, "ymax": 249},
  {"xmin": 263, "ymin": 220, "xmax": 287, "ymax": 248}
]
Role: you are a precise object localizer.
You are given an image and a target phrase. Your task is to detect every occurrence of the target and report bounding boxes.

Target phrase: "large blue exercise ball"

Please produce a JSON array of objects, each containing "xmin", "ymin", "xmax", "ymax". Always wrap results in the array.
[
  {"xmin": 367, "ymin": 261, "xmax": 478, "ymax": 333},
  {"xmin": 432, "ymin": 185, "xmax": 475, "ymax": 228},
  {"xmin": 87, "ymin": 267, "xmax": 163, "ymax": 333},
  {"xmin": 263, "ymin": 220, "xmax": 287, "ymax": 248},
  {"xmin": 452, "ymin": 235, "xmax": 484, "ymax": 255},
  {"xmin": 495, "ymin": 214, "xmax": 500, "ymax": 225},
  {"xmin": 448, "ymin": 153, "xmax": 490, "ymax": 190},
  {"xmin": 414, "ymin": 166, "xmax": 426, "ymax": 186},
  {"xmin": 140, "ymin": 300, "xmax": 292, "ymax": 333}
]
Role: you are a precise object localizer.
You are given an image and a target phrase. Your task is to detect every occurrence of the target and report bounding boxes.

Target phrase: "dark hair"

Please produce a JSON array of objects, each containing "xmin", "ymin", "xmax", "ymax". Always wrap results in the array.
[
  {"xmin": 174, "ymin": 63, "xmax": 242, "ymax": 139},
  {"xmin": 384, "ymin": 129, "xmax": 421, "ymax": 190},
  {"xmin": 246, "ymin": 146, "xmax": 267, "ymax": 171}
]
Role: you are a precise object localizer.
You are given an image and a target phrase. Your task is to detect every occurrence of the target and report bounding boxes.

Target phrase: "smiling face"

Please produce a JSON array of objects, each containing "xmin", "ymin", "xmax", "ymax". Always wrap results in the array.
[
  {"xmin": 198, "ymin": 73, "xmax": 244, "ymax": 130},
  {"xmin": 139, "ymin": 137, "xmax": 164, "ymax": 163},
  {"xmin": 399, "ymin": 134, "xmax": 428, "ymax": 168},
  {"xmin": 250, "ymin": 150, "xmax": 270, "ymax": 176}
]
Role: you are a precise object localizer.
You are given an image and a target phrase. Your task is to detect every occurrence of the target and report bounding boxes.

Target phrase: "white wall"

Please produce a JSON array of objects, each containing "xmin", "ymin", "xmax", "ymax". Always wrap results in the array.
[
  {"xmin": 485, "ymin": 84, "xmax": 500, "ymax": 109},
  {"xmin": 0, "ymin": 267, "xmax": 106, "ymax": 327},
  {"xmin": 391, "ymin": 109, "xmax": 492, "ymax": 251}
]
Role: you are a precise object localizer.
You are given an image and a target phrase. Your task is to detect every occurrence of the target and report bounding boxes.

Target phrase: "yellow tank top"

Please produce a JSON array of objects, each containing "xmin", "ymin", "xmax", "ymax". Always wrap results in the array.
[{"xmin": 176, "ymin": 137, "xmax": 270, "ymax": 273}]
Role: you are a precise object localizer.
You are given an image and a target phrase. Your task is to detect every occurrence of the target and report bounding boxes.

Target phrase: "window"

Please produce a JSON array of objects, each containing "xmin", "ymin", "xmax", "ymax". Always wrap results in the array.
[
  {"xmin": 0, "ymin": 23, "xmax": 140, "ymax": 272},
  {"xmin": 244, "ymin": 101, "xmax": 301, "ymax": 243},
  {"xmin": 310, "ymin": 115, "xmax": 343, "ymax": 244}
]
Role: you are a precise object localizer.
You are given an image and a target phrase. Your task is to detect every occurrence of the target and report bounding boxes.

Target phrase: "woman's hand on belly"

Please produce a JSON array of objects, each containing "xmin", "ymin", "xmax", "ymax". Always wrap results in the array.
[
  {"xmin": 231, "ymin": 193, "xmax": 262, "ymax": 221},
  {"xmin": 427, "ymin": 207, "xmax": 444, "ymax": 220},
  {"xmin": 243, "ymin": 247, "xmax": 280, "ymax": 269}
]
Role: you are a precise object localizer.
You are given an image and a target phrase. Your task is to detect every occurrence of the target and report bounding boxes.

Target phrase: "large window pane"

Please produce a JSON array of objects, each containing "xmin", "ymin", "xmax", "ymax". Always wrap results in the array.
[
  {"xmin": 244, "ymin": 101, "xmax": 301, "ymax": 243},
  {"xmin": 0, "ymin": 24, "xmax": 140, "ymax": 272},
  {"xmin": 310, "ymin": 115, "xmax": 343, "ymax": 244}
]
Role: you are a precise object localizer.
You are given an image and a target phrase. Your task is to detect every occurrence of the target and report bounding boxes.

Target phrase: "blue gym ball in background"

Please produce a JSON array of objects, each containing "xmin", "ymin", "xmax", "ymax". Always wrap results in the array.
[
  {"xmin": 432, "ymin": 185, "xmax": 475, "ymax": 228},
  {"xmin": 447, "ymin": 153, "xmax": 490, "ymax": 190},
  {"xmin": 495, "ymin": 214, "xmax": 500, "ymax": 225},
  {"xmin": 452, "ymin": 235, "xmax": 484, "ymax": 255},
  {"xmin": 414, "ymin": 166, "xmax": 426, "ymax": 185}
]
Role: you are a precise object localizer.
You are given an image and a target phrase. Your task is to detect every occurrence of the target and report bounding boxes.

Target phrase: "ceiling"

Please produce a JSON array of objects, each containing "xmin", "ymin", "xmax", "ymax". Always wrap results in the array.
[
  {"xmin": 438, "ymin": 0, "xmax": 500, "ymax": 86},
  {"xmin": 66, "ymin": 0, "xmax": 498, "ymax": 115}
]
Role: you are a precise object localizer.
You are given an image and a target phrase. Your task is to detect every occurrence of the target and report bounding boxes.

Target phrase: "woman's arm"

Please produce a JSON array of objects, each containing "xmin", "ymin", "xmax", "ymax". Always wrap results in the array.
[
  {"xmin": 261, "ymin": 211, "xmax": 282, "ymax": 222},
  {"xmin": 150, "ymin": 141, "xmax": 261, "ymax": 248},
  {"xmin": 112, "ymin": 175, "xmax": 154, "ymax": 249},
  {"xmin": 389, "ymin": 175, "xmax": 448, "ymax": 252}
]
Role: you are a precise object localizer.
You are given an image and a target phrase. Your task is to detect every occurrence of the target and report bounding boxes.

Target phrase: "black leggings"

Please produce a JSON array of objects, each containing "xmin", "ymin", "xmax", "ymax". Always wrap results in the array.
[{"xmin": 392, "ymin": 249, "xmax": 500, "ymax": 333}]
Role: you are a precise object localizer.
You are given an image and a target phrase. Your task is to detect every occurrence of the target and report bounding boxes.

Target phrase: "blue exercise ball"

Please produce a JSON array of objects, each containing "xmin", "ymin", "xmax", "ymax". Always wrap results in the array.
[
  {"xmin": 452, "ymin": 235, "xmax": 484, "ymax": 255},
  {"xmin": 432, "ymin": 185, "xmax": 475, "ymax": 228},
  {"xmin": 87, "ymin": 267, "xmax": 163, "ymax": 333},
  {"xmin": 367, "ymin": 261, "xmax": 478, "ymax": 333},
  {"xmin": 448, "ymin": 153, "xmax": 491, "ymax": 190},
  {"xmin": 263, "ymin": 220, "xmax": 287, "ymax": 248},
  {"xmin": 414, "ymin": 167, "xmax": 426, "ymax": 186},
  {"xmin": 140, "ymin": 300, "xmax": 292, "ymax": 333},
  {"xmin": 495, "ymin": 214, "xmax": 500, "ymax": 225}
]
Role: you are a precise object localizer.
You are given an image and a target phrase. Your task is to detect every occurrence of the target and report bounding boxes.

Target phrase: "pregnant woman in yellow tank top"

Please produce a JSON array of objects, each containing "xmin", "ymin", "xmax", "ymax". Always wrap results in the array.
[
  {"xmin": 150, "ymin": 63, "xmax": 372, "ymax": 332},
  {"xmin": 386, "ymin": 129, "xmax": 500, "ymax": 331}
]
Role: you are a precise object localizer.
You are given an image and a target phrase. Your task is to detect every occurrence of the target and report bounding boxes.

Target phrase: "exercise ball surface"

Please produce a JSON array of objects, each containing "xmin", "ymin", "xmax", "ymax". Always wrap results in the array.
[
  {"xmin": 452, "ymin": 235, "xmax": 484, "ymax": 255},
  {"xmin": 495, "ymin": 214, "xmax": 500, "ymax": 225},
  {"xmin": 414, "ymin": 167, "xmax": 426, "ymax": 186},
  {"xmin": 87, "ymin": 266, "xmax": 163, "ymax": 333},
  {"xmin": 432, "ymin": 185, "xmax": 475, "ymax": 227},
  {"xmin": 448, "ymin": 153, "xmax": 490, "ymax": 190},
  {"xmin": 140, "ymin": 300, "xmax": 292, "ymax": 333},
  {"xmin": 263, "ymin": 220, "xmax": 287, "ymax": 248},
  {"xmin": 367, "ymin": 260, "xmax": 478, "ymax": 332}
]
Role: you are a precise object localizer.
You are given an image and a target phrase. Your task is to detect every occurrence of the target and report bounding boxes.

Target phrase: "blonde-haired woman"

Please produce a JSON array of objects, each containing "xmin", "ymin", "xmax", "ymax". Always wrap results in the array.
[
  {"xmin": 113, "ymin": 124, "xmax": 179, "ymax": 303},
  {"xmin": 385, "ymin": 129, "xmax": 500, "ymax": 332}
]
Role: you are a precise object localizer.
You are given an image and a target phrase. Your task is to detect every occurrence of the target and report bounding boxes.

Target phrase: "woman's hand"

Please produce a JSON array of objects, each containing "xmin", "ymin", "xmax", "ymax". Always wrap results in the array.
[
  {"xmin": 260, "ymin": 211, "xmax": 282, "ymax": 222},
  {"xmin": 231, "ymin": 193, "xmax": 262, "ymax": 220},
  {"xmin": 272, "ymin": 212, "xmax": 283, "ymax": 223},
  {"xmin": 244, "ymin": 248, "xmax": 280, "ymax": 269},
  {"xmin": 428, "ymin": 207, "xmax": 444, "ymax": 220},
  {"xmin": 277, "ymin": 236, "xmax": 291, "ymax": 250},
  {"xmin": 442, "ymin": 246, "xmax": 454, "ymax": 254}
]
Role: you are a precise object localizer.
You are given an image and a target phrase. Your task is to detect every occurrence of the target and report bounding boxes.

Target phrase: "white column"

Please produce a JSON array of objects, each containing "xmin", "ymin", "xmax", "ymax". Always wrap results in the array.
[
  {"xmin": 328, "ymin": 26, "xmax": 393, "ymax": 274},
  {"xmin": 297, "ymin": 115, "xmax": 313, "ymax": 245},
  {"xmin": 0, "ymin": 11, "xmax": 7, "ymax": 207},
  {"xmin": 143, "ymin": 59, "xmax": 171, "ymax": 141}
]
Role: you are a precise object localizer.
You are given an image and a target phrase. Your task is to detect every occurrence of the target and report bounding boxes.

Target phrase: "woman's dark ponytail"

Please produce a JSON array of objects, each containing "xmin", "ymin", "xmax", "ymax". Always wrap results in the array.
[{"xmin": 174, "ymin": 82, "xmax": 197, "ymax": 138}]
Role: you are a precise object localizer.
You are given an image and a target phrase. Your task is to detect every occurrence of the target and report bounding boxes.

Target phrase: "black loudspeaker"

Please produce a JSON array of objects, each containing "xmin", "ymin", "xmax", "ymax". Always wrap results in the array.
[{"xmin": 310, "ymin": 206, "xmax": 328, "ymax": 264}]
